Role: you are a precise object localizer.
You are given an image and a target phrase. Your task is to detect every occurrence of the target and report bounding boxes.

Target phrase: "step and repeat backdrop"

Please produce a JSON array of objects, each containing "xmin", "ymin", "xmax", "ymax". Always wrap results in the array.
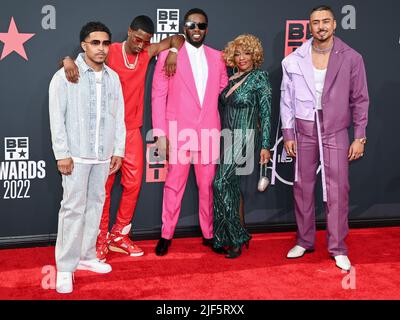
[{"xmin": 0, "ymin": 0, "xmax": 399, "ymax": 244}]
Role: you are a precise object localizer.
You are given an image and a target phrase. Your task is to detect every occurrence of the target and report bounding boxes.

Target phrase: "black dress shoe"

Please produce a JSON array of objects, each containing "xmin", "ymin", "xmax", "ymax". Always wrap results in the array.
[
  {"xmin": 202, "ymin": 237, "xmax": 227, "ymax": 254},
  {"xmin": 202, "ymin": 237, "xmax": 213, "ymax": 247},
  {"xmin": 155, "ymin": 238, "xmax": 171, "ymax": 256}
]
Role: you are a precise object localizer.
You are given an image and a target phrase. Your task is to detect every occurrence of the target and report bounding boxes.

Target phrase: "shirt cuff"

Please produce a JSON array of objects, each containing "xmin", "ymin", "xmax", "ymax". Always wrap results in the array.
[
  {"xmin": 113, "ymin": 149, "xmax": 125, "ymax": 158},
  {"xmin": 282, "ymin": 128, "xmax": 295, "ymax": 142},
  {"xmin": 354, "ymin": 127, "xmax": 366, "ymax": 140},
  {"xmin": 54, "ymin": 151, "xmax": 71, "ymax": 160}
]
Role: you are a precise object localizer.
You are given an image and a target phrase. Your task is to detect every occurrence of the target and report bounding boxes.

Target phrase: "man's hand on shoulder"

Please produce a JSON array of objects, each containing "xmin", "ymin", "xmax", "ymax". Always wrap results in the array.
[
  {"xmin": 164, "ymin": 49, "xmax": 178, "ymax": 77},
  {"xmin": 63, "ymin": 56, "xmax": 79, "ymax": 83}
]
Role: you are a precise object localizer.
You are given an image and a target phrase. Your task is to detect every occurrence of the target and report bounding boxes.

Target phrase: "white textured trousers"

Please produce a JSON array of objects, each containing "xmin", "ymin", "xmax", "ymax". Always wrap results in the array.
[{"xmin": 55, "ymin": 162, "xmax": 109, "ymax": 272}]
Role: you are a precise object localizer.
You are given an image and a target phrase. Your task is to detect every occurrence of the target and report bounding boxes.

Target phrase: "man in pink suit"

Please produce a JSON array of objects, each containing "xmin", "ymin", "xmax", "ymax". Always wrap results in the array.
[
  {"xmin": 152, "ymin": 8, "xmax": 228, "ymax": 256},
  {"xmin": 280, "ymin": 6, "xmax": 369, "ymax": 271}
]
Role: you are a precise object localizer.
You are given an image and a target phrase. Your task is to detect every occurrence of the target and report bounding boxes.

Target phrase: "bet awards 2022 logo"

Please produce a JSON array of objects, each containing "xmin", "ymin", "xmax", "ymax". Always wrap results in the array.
[
  {"xmin": 146, "ymin": 8, "xmax": 180, "ymax": 183},
  {"xmin": 152, "ymin": 8, "xmax": 180, "ymax": 44},
  {"xmin": 1, "ymin": 137, "xmax": 46, "ymax": 199}
]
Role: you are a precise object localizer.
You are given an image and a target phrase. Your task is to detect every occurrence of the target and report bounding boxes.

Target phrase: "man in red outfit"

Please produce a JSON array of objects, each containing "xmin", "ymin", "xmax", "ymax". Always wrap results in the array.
[{"xmin": 63, "ymin": 15, "xmax": 184, "ymax": 261}]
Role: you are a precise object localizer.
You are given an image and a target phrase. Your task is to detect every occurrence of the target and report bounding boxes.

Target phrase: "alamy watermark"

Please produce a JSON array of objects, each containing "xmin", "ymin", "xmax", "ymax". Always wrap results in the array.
[
  {"xmin": 341, "ymin": 267, "xmax": 356, "ymax": 290},
  {"xmin": 147, "ymin": 124, "xmax": 257, "ymax": 175}
]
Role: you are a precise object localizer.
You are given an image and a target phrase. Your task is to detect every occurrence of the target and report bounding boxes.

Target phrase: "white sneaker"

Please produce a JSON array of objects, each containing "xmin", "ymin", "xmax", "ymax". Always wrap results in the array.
[
  {"xmin": 334, "ymin": 255, "xmax": 351, "ymax": 271},
  {"xmin": 77, "ymin": 259, "xmax": 112, "ymax": 274},
  {"xmin": 286, "ymin": 245, "xmax": 310, "ymax": 259},
  {"xmin": 56, "ymin": 271, "xmax": 73, "ymax": 294}
]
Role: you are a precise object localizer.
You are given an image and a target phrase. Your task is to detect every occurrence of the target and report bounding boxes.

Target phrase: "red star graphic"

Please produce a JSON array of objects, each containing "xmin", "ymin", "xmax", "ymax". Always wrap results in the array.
[{"xmin": 0, "ymin": 17, "xmax": 35, "ymax": 61}]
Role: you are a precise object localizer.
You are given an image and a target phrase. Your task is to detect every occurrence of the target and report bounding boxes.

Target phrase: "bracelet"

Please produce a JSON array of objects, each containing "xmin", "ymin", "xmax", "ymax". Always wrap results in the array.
[{"xmin": 356, "ymin": 137, "xmax": 367, "ymax": 145}]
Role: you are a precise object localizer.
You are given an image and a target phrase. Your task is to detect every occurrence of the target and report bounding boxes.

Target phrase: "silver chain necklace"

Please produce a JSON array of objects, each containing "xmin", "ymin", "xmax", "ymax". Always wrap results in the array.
[{"xmin": 312, "ymin": 43, "xmax": 333, "ymax": 54}]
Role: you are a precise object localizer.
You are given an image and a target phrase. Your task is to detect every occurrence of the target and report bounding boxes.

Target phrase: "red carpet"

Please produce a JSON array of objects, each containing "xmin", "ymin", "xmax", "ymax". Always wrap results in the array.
[{"xmin": 1, "ymin": 227, "xmax": 400, "ymax": 300}]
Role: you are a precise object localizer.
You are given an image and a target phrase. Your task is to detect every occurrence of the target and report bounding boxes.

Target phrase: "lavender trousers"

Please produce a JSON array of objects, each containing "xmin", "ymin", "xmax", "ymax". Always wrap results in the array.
[{"xmin": 294, "ymin": 116, "xmax": 350, "ymax": 257}]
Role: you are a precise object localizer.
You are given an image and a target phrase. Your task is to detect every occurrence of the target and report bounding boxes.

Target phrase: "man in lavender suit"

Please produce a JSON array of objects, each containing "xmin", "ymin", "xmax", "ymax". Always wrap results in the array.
[{"xmin": 280, "ymin": 5, "xmax": 369, "ymax": 271}]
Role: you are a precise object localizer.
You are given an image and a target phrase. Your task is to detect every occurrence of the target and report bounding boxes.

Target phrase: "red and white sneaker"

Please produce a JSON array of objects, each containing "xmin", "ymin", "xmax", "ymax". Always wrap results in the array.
[
  {"xmin": 109, "ymin": 224, "xmax": 144, "ymax": 257},
  {"xmin": 96, "ymin": 232, "xmax": 110, "ymax": 262}
]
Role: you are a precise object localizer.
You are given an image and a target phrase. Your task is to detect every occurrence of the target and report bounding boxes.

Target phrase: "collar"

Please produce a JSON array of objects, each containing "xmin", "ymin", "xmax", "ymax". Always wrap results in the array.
[
  {"xmin": 76, "ymin": 53, "xmax": 110, "ymax": 74},
  {"xmin": 185, "ymin": 41, "xmax": 204, "ymax": 54}
]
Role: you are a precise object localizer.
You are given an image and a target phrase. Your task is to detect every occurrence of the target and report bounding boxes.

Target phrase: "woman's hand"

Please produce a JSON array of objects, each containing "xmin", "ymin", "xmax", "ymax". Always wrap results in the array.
[{"xmin": 260, "ymin": 149, "xmax": 271, "ymax": 165}]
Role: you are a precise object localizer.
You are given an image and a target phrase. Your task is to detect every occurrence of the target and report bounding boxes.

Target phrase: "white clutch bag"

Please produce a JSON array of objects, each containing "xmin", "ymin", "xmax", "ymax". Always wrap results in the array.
[{"xmin": 257, "ymin": 163, "xmax": 270, "ymax": 192}]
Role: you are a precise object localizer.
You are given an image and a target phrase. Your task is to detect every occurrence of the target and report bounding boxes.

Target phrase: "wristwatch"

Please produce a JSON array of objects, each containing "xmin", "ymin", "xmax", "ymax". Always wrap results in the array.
[
  {"xmin": 169, "ymin": 47, "xmax": 178, "ymax": 54},
  {"xmin": 356, "ymin": 137, "xmax": 367, "ymax": 145}
]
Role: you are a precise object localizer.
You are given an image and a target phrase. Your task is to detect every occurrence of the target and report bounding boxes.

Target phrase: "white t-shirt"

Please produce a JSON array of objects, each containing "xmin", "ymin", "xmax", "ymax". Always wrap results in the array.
[
  {"xmin": 185, "ymin": 41, "xmax": 208, "ymax": 107},
  {"xmin": 313, "ymin": 66, "xmax": 327, "ymax": 110},
  {"xmin": 72, "ymin": 70, "xmax": 110, "ymax": 164}
]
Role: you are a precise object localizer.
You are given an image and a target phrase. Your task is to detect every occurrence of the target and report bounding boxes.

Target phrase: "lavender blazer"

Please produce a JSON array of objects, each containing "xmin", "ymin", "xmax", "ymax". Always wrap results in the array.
[{"xmin": 280, "ymin": 37, "xmax": 369, "ymax": 141}]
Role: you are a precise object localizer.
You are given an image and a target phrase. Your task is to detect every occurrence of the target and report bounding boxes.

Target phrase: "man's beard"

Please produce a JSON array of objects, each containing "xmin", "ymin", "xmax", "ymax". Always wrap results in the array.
[
  {"xmin": 316, "ymin": 30, "xmax": 331, "ymax": 42},
  {"xmin": 185, "ymin": 31, "xmax": 206, "ymax": 48}
]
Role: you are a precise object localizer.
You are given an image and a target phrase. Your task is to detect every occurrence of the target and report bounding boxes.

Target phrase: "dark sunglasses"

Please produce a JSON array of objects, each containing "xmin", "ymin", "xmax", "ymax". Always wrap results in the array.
[
  {"xmin": 184, "ymin": 21, "xmax": 208, "ymax": 30},
  {"xmin": 84, "ymin": 40, "xmax": 112, "ymax": 47}
]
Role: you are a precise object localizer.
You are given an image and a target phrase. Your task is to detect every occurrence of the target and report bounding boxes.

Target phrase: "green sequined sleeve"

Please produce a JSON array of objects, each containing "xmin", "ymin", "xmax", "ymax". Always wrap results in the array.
[{"xmin": 256, "ymin": 71, "xmax": 272, "ymax": 149}]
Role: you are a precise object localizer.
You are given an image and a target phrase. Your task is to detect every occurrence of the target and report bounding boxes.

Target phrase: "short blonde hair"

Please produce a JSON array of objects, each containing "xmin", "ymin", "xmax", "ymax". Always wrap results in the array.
[{"xmin": 222, "ymin": 34, "xmax": 264, "ymax": 69}]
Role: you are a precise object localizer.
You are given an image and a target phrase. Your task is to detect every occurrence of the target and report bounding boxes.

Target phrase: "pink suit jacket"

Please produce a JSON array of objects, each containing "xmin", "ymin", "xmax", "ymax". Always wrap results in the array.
[{"xmin": 152, "ymin": 44, "xmax": 228, "ymax": 163}]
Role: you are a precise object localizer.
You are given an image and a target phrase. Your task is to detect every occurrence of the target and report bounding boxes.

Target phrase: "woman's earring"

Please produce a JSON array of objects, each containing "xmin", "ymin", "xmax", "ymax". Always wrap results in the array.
[{"xmin": 233, "ymin": 65, "xmax": 239, "ymax": 75}]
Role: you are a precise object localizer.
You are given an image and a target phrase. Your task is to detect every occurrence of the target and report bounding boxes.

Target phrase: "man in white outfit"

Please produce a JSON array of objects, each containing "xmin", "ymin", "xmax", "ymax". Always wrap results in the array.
[{"xmin": 49, "ymin": 21, "xmax": 126, "ymax": 293}]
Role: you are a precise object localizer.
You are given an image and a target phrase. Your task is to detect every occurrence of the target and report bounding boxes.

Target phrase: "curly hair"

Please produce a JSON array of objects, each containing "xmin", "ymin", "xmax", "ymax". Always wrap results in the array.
[
  {"xmin": 80, "ymin": 21, "xmax": 111, "ymax": 42},
  {"xmin": 222, "ymin": 34, "xmax": 264, "ymax": 69}
]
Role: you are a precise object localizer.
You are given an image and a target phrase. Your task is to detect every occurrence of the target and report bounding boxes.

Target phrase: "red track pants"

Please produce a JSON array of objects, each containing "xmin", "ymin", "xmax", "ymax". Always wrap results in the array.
[{"xmin": 99, "ymin": 128, "xmax": 144, "ymax": 232}]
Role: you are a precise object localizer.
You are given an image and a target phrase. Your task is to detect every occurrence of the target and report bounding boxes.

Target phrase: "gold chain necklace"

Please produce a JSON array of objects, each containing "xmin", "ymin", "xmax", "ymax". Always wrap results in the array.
[{"xmin": 122, "ymin": 41, "xmax": 139, "ymax": 70}]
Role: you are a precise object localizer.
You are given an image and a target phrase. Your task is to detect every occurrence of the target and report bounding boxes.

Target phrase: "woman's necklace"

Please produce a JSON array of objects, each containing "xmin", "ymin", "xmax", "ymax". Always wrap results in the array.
[
  {"xmin": 230, "ymin": 68, "xmax": 253, "ymax": 81},
  {"xmin": 122, "ymin": 41, "xmax": 139, "ymax": 70}
]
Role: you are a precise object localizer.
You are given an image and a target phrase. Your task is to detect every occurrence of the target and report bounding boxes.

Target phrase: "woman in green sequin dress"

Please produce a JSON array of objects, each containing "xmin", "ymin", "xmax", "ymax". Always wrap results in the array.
[{"xmin": 213, "ymin": 34, "xmax": 272, "ymax": 258}]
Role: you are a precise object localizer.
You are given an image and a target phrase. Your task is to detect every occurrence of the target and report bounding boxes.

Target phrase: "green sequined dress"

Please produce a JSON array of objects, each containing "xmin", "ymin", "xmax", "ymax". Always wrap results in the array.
[{"xmin": 213, "ymin": 69, "xmax": 272, "ymax": 249}]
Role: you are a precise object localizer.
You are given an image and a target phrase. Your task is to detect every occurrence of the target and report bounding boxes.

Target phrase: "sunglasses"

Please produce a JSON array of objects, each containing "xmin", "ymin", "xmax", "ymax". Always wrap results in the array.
[
  {"xmin": 132, "ymin": 36, "xmax": 151, "ymax": 46},
  {"xmin": 84, "ymin": 40, "xmax": 112, "ymax": 47},
  {"xmin": 184, "ymin": 21, "xmax": 208, "ymax": 30}
]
